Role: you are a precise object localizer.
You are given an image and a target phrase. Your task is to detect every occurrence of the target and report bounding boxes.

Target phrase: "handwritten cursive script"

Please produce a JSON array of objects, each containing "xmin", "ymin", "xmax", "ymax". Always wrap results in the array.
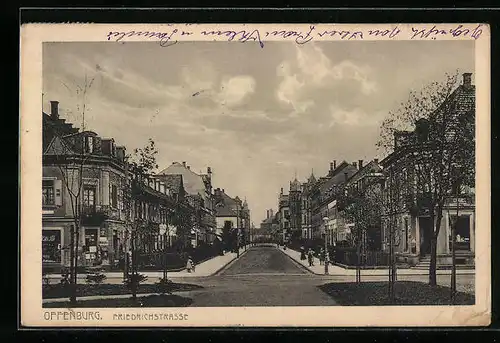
[{"xmin": 105, "ymin": 24, "xmax": 485, "ymax": 48}]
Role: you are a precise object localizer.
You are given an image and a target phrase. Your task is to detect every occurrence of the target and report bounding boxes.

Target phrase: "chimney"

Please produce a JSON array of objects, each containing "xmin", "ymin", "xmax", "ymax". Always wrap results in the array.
[
  {"xmin": 222, "ymin": 189, "xmax": 225, "ymax": 193},
  {"xmin": 267, "ymin": 210, "xmax": 270, "ymax": 219},
  {"xmin": 50, "ymin": 101, "xmax": 59, "ymax": 120},
  {"xmin": 270, "ymin": 209, "xmax": 273, "ymax": 217},
  {"xmin": 358, "ymin": 160, "xmax": 363, "ymax": 169},
  {"xmin": 187, "ymin": 165, "xmax": 190, "ymax": 170},
  {"xmin": 182, "ymin": 161, "xmax": 186, "ymax": 167},
  {"xmin": 353, "ymin": 162, "xmax": 357, "ymax": 169},
  {"xmin": 333, "ymin": 160, "xmax": 337, "ymax": 169},
  {"xmin": 344, "ymin": 172, "xmax": 348, "ymax": 182},
  {"xmin": 374, "ymin": 158, "xmax": 379, "ymax": 164},
  {"xmin": 281, "ymin": 187, "xmax": 283, "ymax": 194},
  {"xmin": 207, "ymin": 166, "xmax": 212, "ymax": 174},
  {"xmin": 330, "ymin": 162, "xmax": 334, "ymax": 171},
  {"xmin": 463, "ymin": 72, "xmax": 472, "ymax": 87}
]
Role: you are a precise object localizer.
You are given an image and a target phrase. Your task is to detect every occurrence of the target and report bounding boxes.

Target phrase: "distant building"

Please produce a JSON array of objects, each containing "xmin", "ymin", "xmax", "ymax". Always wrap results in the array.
[
  {"xmin": 156, "ymin": 162, "xmax": 216, "ymax": 245},
  {"xmin": 310, "ymin": 161, "xmax": 359, "ymax": 241},
  {"xmin": 213, "ymin": 188, "xmax": 250, "ymax": 244},
  {"xmin": 277, "ymin": 188, "xmax": 290, "ymax": 243},
  {"xmin": 334, "ymin": 159, "xmax": 385, "ymax": 249}
]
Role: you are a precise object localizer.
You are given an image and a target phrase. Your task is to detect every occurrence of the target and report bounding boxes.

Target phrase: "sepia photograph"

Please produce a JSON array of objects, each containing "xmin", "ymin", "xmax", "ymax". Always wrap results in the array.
[{"xmin": 20, "ymin": 23, "xmax": 490, "ymax": 327}]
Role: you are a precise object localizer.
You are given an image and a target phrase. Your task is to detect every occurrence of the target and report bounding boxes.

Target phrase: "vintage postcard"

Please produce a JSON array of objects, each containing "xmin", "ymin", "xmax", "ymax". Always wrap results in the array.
[{"xmin": 20, "ymin": 23, "xmax": 491, "ymax": 327}]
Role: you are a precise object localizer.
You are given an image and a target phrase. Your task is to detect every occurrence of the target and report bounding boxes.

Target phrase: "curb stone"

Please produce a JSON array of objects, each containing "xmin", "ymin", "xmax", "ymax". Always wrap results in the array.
[{"xmin": 212, "ymin": 248, "xmax": 250, "ymax": 276}]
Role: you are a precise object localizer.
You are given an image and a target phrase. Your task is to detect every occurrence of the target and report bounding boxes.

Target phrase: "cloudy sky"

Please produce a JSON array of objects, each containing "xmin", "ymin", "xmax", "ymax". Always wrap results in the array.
[{"xmin": 42, "ymin": 40, "xmax": 474, "ymax": 224}]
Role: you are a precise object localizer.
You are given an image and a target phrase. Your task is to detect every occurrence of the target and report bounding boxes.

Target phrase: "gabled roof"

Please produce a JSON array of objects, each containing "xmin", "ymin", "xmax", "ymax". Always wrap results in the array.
[
  {"xmin": 156, "ymin": 174, "xmax": 184, "ymax": 194},
  {"xmin": 44, "ymin": 136, "xmax": 76, "ymax": 156},
  {"xmin": 157, "ymin": 162, "xmax": 207, "ymax": 198},
  {"xmin": 290, "ymin": 178, "xmax": 301, "ymax": 192},
  {"xmin": 214, "ymin": 190, "xmax": 241, "ymax": 217},
  {"xmin": 346, "ymin": 160, "xmax": 384, "ymax": 185},
  {"xmin": 320, "ymin": 162, "xmax": 358, "ymax": 195}
]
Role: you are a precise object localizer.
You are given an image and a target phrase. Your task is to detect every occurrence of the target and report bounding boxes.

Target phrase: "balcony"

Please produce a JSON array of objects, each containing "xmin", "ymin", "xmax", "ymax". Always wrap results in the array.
[
  {"xmin": 100, "ymin": 205, "xmax": 121, "ymax": 220},
  {"xmin": 81, "ymin": 206, "xmax": 108, "ymax": 226}
]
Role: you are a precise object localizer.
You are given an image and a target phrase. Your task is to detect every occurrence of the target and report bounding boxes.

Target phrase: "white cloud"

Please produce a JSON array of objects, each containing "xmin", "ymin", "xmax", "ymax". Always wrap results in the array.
[
  {"xmin": 216, "ymin": 75, "xmax": 256, "ymax": 107},
  {"xmin": 275, "ymin": 44, "xmax": 378, "ymax": 114},
  {"xmin": 328, "ymin": 105, "xmax": 384, "ymax": 127}
]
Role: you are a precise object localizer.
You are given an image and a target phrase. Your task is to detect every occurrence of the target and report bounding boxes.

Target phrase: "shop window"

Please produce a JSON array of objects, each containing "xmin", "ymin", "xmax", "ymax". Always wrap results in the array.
[
  {"xmin": 42, "ymin": 180, "xmax": 55, "ymax": 205},
  {"xmin": 42, "ymin": 230, "xmax": 61, "ymax": 263},
  {"xmin": 84, "ymin": 228, "xmax": 99, "ymax": 264}
]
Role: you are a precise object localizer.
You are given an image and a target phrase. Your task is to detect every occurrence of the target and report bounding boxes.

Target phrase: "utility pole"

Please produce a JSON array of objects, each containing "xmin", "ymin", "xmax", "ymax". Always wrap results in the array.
[{"xmin": 323, "ymin": 217, "xmax": 329, "ymax": 275}]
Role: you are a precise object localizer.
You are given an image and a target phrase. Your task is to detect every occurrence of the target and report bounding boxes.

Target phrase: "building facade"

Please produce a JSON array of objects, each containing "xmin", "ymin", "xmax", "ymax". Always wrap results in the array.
[
  {"xmin": 380, "ymin": 73, "xmax": 476, "ymax": 267},
  {"xmin": 213, "ymin": 188, "xmax": 251, "ymax": 246},
  {"xmin": 277, "ymin": 188, "xmax": 290, "ymax": 244},
  {"xmin": 42, "ymin": 102, "xmax": 130, "ymax": 272},
  {"xmin": 156, "ymin": 162, "xmax": 216, "ymax": 245}
]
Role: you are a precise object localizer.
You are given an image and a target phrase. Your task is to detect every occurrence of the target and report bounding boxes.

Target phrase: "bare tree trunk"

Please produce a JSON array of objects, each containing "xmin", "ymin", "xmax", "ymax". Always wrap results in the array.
[
  {"xmin": 429, "ymin": 208, "xmax": 443, "ymax": 286},
  {"xmin": 69, "ymin": 223, "xmax": 76, "ymax": 305},
  {"xmin": 131, "ymin": 234, "xmax": 137, "ymax": 300},
  {"xmin": 428, "ymin": 212, "xmax": 438, "ymax": 286}
]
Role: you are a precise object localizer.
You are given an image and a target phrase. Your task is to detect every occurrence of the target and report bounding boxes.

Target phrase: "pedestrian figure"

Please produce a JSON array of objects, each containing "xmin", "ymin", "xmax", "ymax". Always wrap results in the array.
[
  {"xmin": 307, "ymin": 248, "xmax": 314, "ymax": 267},
  {"xmin": 300, "ymin": 246, "xmax": 306, "ymax": 260},
  {"xmin": 186, "ymin": 256, "xmax": 194, "ymax": 273},
  {"xmin": 319, "ymin": 248, "xmax": 325, "ymax": 265}
]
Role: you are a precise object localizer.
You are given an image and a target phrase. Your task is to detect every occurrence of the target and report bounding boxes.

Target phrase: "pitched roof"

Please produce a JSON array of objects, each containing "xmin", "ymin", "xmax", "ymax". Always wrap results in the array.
[
  {"xmin": 157, "ymin": 162, "xmax": 207, "ymax": 198},
  {"xmin": 44, "ymin": 136, "xmax": 76, "ymax": 156},
  {"xmin": 156, "ymin": 174, "xmax": 184, "ymax": 194},
  {"xmin": 320, "ymin": 162, "xmax": 358, "ymax": 195},
  {"xmin": 346, "ymin": 160, "xmax": 384, "ymax": 186}
]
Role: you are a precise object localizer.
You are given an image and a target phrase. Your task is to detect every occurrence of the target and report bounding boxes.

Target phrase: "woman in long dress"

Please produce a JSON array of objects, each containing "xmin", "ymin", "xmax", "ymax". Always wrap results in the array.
[{"xmin": 186, "ymin": 257, "xmax": 193, "ymax": 273}]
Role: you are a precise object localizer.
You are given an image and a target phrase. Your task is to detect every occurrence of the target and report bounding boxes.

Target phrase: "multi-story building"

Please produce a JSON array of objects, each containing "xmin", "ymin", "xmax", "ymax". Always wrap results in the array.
[
  {"xmin": 288, "ymin": 178, "xmax": 302, "ymax": 243},
  {"xmin": 300, "ymin": 172, "xmax": 316, "ymax": 240},
  {"xmin": 277, "ymin": 188, "xmax": 290, "ymax": 243},
  {"xmin": 42, "ymin": 100, "xmax": 189, "ymax": 272},
  {"xmin": 380, "ymin": 72, "xmax": 476, "ymax": 267},
  {"xmin": 43, "ymin": 102, "xmax": 130, "ymax": 272},
  {"xmin": 310, "ymin": 161, "xmax": 359, "ymax": 241},
  {"xmin": 156, "ymin": 162, "xmax": 216, "ymax": 245},
  {"xmin": 334, "ymin": 159, "xmax": 385, "ymax": 250},
  {"xmin": 128, "ymin": 173, "xmax": 183, "ymax": 261}
]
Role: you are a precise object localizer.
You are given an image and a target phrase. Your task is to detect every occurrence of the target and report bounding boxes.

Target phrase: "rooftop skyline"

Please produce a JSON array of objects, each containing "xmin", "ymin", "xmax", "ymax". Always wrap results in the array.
[{"xmin": 42, "ymin": 40, "xmax": 474, "ymax": 224}]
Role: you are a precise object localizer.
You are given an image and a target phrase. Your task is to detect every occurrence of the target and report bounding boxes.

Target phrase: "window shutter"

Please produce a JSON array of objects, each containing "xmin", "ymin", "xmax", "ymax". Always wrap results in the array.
[
  {"xmin": 109, "ymin": 183, "xmax": 112, "ymax": 207},
  {"xmin": 118, "ymin": 186, "xmax": 123, "ymax": 211},
  {"xmin": 54, "ymin": 179, "xmax": 63, "ymax": 206}
]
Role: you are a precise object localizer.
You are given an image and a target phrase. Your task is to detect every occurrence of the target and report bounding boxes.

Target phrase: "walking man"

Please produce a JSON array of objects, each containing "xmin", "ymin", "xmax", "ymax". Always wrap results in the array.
[
  {"xmin": 319, "ymin": 248, "xmax": 325, "ymax": 265},
  {"xmin": 307, "ymin": 248, "xmax": 314, "ymax": 267}
]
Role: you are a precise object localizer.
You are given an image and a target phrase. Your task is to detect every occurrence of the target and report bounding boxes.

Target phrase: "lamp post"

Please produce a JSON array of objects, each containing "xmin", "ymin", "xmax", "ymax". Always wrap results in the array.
[
  {"xmin": 159, "ymin": 223, "xmax": 167, "ymax": 281},
  {"xmin": 323, "ymin": 217, "xmax": 330, "ymax": 275}
]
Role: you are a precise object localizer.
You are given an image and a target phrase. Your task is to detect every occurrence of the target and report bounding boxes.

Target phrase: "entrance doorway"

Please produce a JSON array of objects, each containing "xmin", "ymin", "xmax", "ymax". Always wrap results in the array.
[{"xmin": 419, "ymin": 217, "xmax": 432, "ymax": 256}]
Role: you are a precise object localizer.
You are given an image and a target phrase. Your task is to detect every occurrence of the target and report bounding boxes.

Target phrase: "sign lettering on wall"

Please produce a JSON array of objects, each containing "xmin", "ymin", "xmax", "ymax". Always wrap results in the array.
[{"xmin": 42, "ymin": 230, "xmax": 61, "ymax": 263}]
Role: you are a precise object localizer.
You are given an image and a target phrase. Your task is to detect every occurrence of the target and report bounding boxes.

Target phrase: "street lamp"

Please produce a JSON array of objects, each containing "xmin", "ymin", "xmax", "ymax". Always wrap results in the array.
[
  {"xmin": 323, "ymin": 217, "xmax": 330, "ymax": 275},
  {"xmin": 159, "ymin": 223, "xmax": 167, "ymax": 281}
]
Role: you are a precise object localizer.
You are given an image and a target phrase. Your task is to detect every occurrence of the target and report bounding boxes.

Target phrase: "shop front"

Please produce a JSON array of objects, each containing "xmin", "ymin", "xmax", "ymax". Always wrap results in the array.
[
  {"xmin": 42, "ymin": 227, "xmax": 64, "ymax": 270},
  {"xmin": 80, "ymin": 223, "xmax": 127, "ymax": 270}
]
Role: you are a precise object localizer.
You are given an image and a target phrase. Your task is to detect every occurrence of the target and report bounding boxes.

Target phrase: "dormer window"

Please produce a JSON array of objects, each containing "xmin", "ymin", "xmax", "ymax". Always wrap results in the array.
[{"xmin": 85, "ymin": 136, "xmax": 94, "ymax": 154}]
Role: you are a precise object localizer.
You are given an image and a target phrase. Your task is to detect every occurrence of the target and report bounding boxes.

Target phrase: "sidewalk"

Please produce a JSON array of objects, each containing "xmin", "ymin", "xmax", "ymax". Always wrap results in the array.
[
  {"xmin": 46, "ymin": 247, "xmax": 248, "ymax": 283},
  {"xmin": 281, "ymin": 247, "xmax": 475, "ymax": 276}
]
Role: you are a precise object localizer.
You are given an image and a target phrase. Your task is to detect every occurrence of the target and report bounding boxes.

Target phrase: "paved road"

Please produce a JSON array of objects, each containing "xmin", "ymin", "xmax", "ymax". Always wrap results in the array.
[{"xmin": 171, "ymin": 246, "xmax": 339, "ymax": 306}]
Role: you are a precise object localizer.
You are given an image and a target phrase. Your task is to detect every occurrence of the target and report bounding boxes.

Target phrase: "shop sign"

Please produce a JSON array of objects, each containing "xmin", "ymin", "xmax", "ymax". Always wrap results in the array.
[{"xmin": 42, "ymin": 230, "xmax": 61, "ymax": 263}]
